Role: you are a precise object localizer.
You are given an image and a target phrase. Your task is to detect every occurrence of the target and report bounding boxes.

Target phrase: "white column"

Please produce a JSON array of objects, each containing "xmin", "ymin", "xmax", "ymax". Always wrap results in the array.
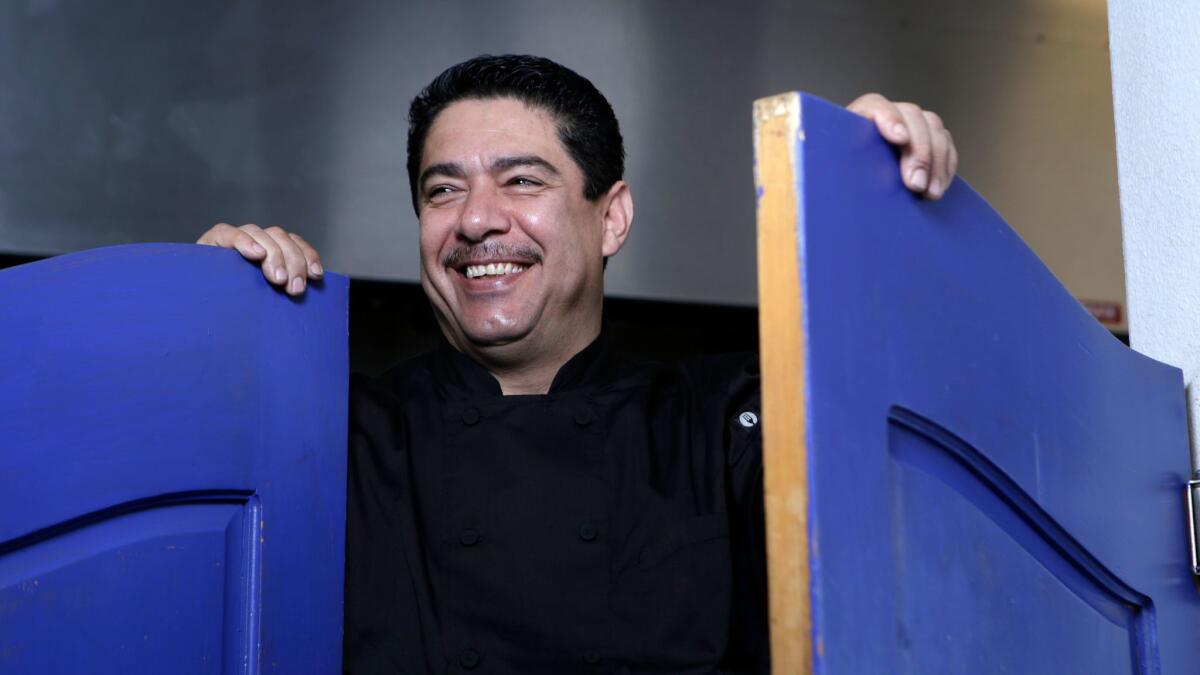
[{"xmin": 1108, "ymin": 0, "xmax": 1200, "ymax": 464}]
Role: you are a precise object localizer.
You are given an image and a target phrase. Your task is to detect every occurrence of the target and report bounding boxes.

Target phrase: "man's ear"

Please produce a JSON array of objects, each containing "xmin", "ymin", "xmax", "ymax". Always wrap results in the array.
[{"xmin": 599, "ymin": 180, "xmax": 633, "ymax": 258}]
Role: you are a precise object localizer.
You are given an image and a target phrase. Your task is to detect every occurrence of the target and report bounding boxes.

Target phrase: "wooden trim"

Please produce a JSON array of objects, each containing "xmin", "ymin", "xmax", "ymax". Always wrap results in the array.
[{"xmin": 753, "ymin": 92, "xmax": 813, "ymax": 674}]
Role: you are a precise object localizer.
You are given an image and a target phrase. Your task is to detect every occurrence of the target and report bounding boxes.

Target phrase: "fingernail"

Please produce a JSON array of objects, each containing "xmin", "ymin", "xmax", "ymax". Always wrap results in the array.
[
  {"xmin": 310, "ymin": 262, "xmax": 323, "ymax": 277},
  {"xmin": 893, "ymin": 123, "xmax": 908, "ymax": 141},
  {"xmin": 910, "ymin": 168, "xmax": 928, "ymax": 191},
  {"xmin": 928, "ymin": 178, "xmax": 943, "ymax": 198},
  {"xmin": 290, "ymin": 277, "xmax": 305, "ymax": 295},
  {"xmin": 273, "ymin": 266, "xmax": 287, "ymax": 284},
  {"xmin": 251, "ymin": 243, "xmax": 266, "ymax": 256}
]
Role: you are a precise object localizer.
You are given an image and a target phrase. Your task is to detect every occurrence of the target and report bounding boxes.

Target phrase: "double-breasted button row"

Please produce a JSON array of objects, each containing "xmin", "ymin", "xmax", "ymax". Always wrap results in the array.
[
  {"xmin": 460, "ymin": 529, "xmax": 481, "ymax": 546},
  {"xmin": 573, "ymin": 409, "xmax": 594, "ymax": 427},
  {"xmin": 459, "ymin": 524, "xmax": 597, "ymax": 545},
  {"xmin": 463, "ymin": 405, "xmax": 594, "ymax": 427},
  {"xmin": 459, "ymin": 647, "xmax": 480, "ymax": 669}
]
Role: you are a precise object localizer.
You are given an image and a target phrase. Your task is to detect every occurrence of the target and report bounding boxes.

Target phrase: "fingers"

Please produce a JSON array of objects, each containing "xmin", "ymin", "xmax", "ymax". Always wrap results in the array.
[
  {"xmin": 923, "ymin": 111, "xmax": 950, "ymax": 199},
  {"xmin": 947, "ymin": 130, "xmax": 959, "ymax": 184},
  {"xmin": 288, "ymin": 232, "xmax": 324, "ymax": 279},
  {"xmin": 847, "ymin": 93, "xmax": 959, "ymax": 200},
  {"xmin": 847, "ymin": 93, "xmax": 911, "ymax": 146},
  {"xmin": 242, "ymin": 225, "xmax": 312, "ymax": 295},
  {"xmin": 849, "ymin": 94, "xmax": 934, "ymax": 194},
  {"xmin": 198, "ymin": 223, "xmax": 323, "ymax": 295},
  {"xmin": 197, "ymin": 223, "xmax": 267, "ymax": 261},
  {"xmin": 895, "ymin": 102, "xmax": 933, "ymax": 195}
]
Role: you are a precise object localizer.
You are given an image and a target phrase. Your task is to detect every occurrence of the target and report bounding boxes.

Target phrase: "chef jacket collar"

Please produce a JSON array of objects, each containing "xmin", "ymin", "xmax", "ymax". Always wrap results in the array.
[{"xmin": 434, "ymin": 333, "xmax": 610, "ymax": 400}]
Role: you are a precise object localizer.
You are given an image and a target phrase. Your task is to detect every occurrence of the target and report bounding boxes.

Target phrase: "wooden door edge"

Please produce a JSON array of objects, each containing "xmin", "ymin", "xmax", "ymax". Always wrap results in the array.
[{"xmin": 753, "ymin": 92, "xmax": 814, "ymax": 674}]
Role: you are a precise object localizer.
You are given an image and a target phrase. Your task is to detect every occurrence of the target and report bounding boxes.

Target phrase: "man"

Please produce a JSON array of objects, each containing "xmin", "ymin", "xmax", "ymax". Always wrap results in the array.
[{"xmin": 198, "ymin": 54, "xmax": 956, "ymax": 674}]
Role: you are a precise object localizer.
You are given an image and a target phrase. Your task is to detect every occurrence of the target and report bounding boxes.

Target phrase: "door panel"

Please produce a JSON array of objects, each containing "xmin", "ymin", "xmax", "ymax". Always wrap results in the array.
[
  {"xmin": 754, "ymin": 93, "xmax": 1196, "ymax": 673},
  {"xmin": 889, "ymin": 412, "xmax": 1150, "ymax": 674},
  {"xmin": 1, "ymin": 497, "xmax": 256, "ymax": 673},
  {"xmin": 0, "ymin": 245, "xmax": 349, "ymax": 673}
]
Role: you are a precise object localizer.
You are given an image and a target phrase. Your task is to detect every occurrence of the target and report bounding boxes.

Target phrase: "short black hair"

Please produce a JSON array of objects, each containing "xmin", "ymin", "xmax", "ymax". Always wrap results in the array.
[{"xmin": 406, "ymin": 54, "xmax": 625, "ymax": 213}]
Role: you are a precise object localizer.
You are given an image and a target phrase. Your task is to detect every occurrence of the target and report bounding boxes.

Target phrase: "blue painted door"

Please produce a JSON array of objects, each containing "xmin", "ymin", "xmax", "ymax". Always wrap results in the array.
[
  {"xmin": 0, "ymin": 245, "xmax": 349, "ymax": 673},
  {"xmin": 756, "ymin": 93, "xmax": 1199, "ymax": 673}
]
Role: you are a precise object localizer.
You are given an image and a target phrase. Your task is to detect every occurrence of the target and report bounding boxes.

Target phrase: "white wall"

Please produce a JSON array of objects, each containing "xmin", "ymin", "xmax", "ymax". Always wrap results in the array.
[{"xmin": 1108, "ymin": 0, "xmax": 1200, "ymax": 461}]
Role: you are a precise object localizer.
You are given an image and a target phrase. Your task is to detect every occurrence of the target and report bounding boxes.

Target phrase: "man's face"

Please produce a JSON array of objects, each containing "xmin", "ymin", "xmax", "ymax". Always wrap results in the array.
[{"xmin": 416, "ymin": 97, "xmax": 627, "ymax": 366}]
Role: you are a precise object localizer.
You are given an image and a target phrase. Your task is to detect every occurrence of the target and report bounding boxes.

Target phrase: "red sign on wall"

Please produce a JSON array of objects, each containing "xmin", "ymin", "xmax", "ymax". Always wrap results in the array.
[{"xmin": 1080, "ymin": 299, "xmax": 1123, "ymax": 326}]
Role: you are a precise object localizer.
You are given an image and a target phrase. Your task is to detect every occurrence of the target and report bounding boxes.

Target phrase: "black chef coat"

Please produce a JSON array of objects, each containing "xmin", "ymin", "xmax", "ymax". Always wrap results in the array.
[{"xmin": 344, "ymin": 335, "xmax": 768, "ymax": 674}]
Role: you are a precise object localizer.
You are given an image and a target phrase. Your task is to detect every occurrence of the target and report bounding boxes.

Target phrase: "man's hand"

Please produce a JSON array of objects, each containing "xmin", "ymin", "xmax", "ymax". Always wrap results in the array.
[
  {"xmin": 847, "ymin": 93, "xmax": 958, "ymax": 200},
  {"xmin": 196, "ymin": 223, "xmax": 324, "ymax": 296}
]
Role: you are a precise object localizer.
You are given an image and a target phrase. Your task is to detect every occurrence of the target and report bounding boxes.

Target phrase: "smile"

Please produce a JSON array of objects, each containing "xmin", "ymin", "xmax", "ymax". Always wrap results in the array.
[{"xmin": 463, "ymin": 262, "xmax": 527, "ymax": 279}]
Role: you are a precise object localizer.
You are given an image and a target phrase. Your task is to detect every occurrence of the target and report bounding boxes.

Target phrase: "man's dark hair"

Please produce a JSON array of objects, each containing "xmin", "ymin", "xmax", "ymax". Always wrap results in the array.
[{"xmin": 406, "ymin": 54, "xmax": 625, "ymax": 213}]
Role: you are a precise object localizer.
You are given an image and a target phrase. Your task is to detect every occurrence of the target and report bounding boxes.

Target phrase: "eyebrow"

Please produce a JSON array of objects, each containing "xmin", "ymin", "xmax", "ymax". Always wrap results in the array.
[
  {"xmin": 490, "ymin": 155, "xmax": 560, "ymax": 176},
  {"xmin": 419, "ymin": 162, "xmax": 466, "ymax": 191}
]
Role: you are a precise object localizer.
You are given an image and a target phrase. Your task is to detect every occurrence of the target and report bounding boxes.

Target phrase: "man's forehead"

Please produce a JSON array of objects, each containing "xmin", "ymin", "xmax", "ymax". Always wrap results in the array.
[{"xmin": 421, "ymin": 98, "xmax": 564, "ymax": 167}]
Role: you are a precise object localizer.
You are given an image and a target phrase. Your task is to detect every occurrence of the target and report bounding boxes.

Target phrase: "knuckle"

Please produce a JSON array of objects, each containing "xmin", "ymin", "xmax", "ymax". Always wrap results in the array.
[
  {"xmin": 265, "ymin": 225, "xmax": 286, "ymax": 236},
  {"xmin": 908, "ymin": 155, "xmax": 932, "ymax": 171},
  {"xmin": 923, "ymin": 110, "xmax": 944, "ymax": 128}
]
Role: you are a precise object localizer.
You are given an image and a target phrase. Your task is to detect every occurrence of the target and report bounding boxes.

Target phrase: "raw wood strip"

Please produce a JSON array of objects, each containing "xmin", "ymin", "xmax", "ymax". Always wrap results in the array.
[{"xmin": 753, "ymin": 92, "xmax": 813, "ymax": 675}]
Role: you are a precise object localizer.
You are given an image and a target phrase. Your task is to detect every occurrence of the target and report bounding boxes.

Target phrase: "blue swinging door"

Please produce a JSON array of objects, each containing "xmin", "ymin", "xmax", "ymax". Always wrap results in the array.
[
  {"xmin": 0, "ymin": 245, "xmax": 349, "ymax": 673},
  {"xmin": 755, "ymin": 93, "xmax": 1199, "ymax": 674}
]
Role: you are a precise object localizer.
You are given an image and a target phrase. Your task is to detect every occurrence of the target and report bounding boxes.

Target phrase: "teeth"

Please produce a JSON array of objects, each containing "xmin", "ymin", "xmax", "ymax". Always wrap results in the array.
[{"xmin": 464, "ymin": 263, "xmax": 526, "ymax": 279}]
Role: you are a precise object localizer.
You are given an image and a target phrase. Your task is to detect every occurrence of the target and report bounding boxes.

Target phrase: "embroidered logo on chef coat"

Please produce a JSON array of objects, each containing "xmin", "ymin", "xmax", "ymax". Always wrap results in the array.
[{"xmin": 728, "ymin": 405, "xmax": 762, "ymax": 465}]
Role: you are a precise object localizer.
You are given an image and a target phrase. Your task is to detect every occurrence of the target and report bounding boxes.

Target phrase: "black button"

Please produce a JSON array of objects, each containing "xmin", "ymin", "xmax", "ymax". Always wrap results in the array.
[
  {"xmin": 578, "ymin": 522, "xmax": 598, "ymax": 542},
  {"xmin": 460, "ymin": 529, "xmax": 481, "ymax": 547},
  {"xmin": 583, "ymin": 650, "xmax": 601, "ymax": 664},
  {"xmin": 573, "ymin": 409, "xmax": 594, "ymax": 426},
  {"xmin": 459, "ymin": 648, "xmax": 480, "ymax": 669},
  {"xmin": 461, "ymin": 408, "xmax": 480, "ymax": 425}
]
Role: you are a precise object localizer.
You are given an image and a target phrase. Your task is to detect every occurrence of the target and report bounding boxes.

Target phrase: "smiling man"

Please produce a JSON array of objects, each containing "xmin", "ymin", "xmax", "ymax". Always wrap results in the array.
[
  {"xmin": 415, "ymin": 94, "xmax": 631, "ymax": 395},
  {"xmin": 198, "ymin": 54, "xmax": 956, "ymax": 674}
]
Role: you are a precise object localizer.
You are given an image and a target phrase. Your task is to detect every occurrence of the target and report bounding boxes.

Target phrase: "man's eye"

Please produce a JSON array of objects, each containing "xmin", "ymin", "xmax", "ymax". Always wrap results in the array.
[
  {"xmin": 427, "ymin": 186, "xmax": 455, "ymax": 199},
  {"xmin": 509, "ymin": 177, "xmax": 542, "ymax": 187}
]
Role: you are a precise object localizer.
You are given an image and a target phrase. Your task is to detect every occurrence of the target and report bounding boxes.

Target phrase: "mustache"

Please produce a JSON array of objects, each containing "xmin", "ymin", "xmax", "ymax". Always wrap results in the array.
[{"xmin": 442, "ymin": 241, "xmax": 543, "ymax": 268}]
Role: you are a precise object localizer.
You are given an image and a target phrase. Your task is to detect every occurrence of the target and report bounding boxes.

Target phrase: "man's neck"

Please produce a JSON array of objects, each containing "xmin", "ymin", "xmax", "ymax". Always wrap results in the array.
[
  {"xmin": 472, "ymin": 327, "xmax": 600, "ymax": 395},
  {"xmin": 488, "ymin": 360, "xmax": 564, "ymax": 396}
]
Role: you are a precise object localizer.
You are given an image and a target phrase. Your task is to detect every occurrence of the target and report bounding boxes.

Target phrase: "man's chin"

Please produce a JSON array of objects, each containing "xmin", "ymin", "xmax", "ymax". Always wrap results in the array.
[{"xmin": 457, "ymin": 324, "xmax": 537, "ymax": 353}]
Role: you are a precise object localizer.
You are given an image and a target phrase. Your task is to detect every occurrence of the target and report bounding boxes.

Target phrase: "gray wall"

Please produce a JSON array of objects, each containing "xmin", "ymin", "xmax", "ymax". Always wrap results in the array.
[
  {"xmin": 0, "ymin": 0, "xmax": 1121, "ymax": 313},
  {"xmin": 1109, "ymin": 0, "xmax": 1200, "ymax": 459}
]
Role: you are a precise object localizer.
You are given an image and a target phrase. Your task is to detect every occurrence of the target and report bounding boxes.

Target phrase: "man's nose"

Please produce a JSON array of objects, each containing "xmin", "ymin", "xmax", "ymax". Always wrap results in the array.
[{"xmin": 457, "ymin": 186, "xmax": 512, "ymax": 242}]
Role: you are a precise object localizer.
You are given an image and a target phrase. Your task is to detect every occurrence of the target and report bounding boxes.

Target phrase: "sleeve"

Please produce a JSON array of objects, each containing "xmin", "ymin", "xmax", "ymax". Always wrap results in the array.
[
  {"xmin": 683, "ymin": 352, "xmax": 769, "ymax": 673},
  {"xmin": 719, "ymin": 354, "xmax": 770, "ymax": 673},
  {"xmin": 342, "ymin": 374, "xmax": 428, "ymax": 675}
]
